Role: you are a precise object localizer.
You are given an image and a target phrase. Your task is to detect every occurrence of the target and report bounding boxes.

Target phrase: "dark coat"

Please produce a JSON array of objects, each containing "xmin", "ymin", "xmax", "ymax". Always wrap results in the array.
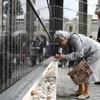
[
  {"xmin": 30, "ymin": 40, "xmax": 38, "ymax": 56},
  {"xmin": 37, "ymin": 40, "xmax": 44, "ymax": 54}
]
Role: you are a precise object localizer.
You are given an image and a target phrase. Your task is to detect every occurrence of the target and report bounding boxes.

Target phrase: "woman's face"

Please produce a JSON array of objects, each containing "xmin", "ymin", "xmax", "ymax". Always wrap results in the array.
[
  {"xmin": 33, "ymin": 37, "xmax": 36, "ymax": 40},
  {"xmin": 57, "ymin": 38, "xmax": 68, "ymax": 47}
]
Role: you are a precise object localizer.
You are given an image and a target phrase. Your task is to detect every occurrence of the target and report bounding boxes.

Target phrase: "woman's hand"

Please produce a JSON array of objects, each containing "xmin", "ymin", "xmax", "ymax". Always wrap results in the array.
[{"xmin": 55, "ymin": 54, "xmax": 66, "ymax": 60}]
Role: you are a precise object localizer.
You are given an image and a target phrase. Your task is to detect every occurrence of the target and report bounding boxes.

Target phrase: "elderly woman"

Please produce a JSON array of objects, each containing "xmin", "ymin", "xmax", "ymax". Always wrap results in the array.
[{"xmin": 54, "ymin": 30, "xmax": 100, "ymax": 99}]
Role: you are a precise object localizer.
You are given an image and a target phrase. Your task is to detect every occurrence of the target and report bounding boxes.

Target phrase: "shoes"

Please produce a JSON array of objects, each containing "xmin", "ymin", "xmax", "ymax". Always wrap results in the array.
[
  {"xmin": 71, "ymin": 91, "xmax": 83, "ymax": 96},
  {"xmin": 77, "ymin": 94, "xmax": 90, "ymax": 99},
  {"xmin": 94, "ymin": 81, "xmax": 100, "ymax": 85}
]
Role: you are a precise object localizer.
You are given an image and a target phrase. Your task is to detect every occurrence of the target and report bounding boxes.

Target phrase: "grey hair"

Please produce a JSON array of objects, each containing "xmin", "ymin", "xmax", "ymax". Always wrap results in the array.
[{"xmin": 54, "ymin": 30, "xmax": 70, "ymax": 40}]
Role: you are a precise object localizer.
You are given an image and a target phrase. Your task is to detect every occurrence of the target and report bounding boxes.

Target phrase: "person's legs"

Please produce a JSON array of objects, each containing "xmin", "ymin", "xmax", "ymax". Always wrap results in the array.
[
  {"xmin": 30, "ymin": 56, "xmax": 35, "ymax": 66},
  {"xmin": 84, "ymin": 82, "xmax": 90, "ymax": 95},
  {"xmin": 78, "ymin": 82, "xmax": 90, "ymax": 99},
  {"xmin": 32, "ymin": 56, "xmax": 36, "ymax": 66},
  {"xmin": 78, "ymin": 84, "xmax": 84, "ymax": 92},
  {"xmin": 71, "ymin": 84, "xmax": 84, "ymax": 96}
]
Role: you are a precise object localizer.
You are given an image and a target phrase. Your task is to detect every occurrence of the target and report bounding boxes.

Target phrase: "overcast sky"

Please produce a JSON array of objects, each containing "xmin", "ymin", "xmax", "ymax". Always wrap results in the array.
[{"xmin": 21, "ymin": 0, "xmax": 98, "ymax": 20}]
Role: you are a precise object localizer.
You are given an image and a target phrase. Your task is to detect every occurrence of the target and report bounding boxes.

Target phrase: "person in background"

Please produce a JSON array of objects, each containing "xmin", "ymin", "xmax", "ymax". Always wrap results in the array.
[
  {"xmin": 37, "ymin": 35, "xmax": 44, "ymax": 62},
  {"xmin": 54, "ymin": 30, "xmax": 100, "ymax": 99},
  {"xmin": 30, "ymin": 36, "xmax": 38, "ymax": 67}
]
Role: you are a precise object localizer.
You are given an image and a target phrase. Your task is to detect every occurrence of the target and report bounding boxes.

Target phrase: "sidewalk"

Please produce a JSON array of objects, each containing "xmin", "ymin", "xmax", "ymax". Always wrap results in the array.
[{"xmin": 57, "ymin": 67, "xmax": 100, "ymax": 100}]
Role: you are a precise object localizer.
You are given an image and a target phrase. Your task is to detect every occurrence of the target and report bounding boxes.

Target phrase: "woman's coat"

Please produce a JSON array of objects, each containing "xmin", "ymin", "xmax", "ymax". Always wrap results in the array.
[
  {"xmin": 30, "ymin": 40, "xmax": 38, "ymax": 56},
  {"xmin": 66, "ymin": 33, "xmax": 100, "ymax": 82}
]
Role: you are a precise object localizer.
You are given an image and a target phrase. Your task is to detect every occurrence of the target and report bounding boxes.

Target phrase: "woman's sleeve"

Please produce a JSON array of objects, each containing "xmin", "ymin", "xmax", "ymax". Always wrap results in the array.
[{"xmin": 66, "ymin": 34, "xmax": 84, "ymax": 61}]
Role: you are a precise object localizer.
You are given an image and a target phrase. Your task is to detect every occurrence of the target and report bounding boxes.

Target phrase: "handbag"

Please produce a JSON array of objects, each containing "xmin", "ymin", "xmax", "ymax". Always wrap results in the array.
[{"xmin": 68, "ymin": 59, "xmax": 93, "ymax": 85}]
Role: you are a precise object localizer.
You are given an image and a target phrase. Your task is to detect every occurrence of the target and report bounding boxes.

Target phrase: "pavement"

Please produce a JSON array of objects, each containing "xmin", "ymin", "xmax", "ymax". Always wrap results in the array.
[{"xmin": 57, "ymin": 67, "xmax": 100, "ymax": 100}]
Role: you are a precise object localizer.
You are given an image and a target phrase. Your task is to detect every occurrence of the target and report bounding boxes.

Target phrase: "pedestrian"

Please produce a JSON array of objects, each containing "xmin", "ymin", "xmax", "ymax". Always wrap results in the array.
[
  {"xmin": 30, "ymin": 36, "xmax": 38, "ymax": 66},
  {"xmin": 54, "ymin": 30, "xmax": 100, "ymax": 99},
  {"xmin": 37, "ymin": 35, "xmax": 44, "ymax": 62}
]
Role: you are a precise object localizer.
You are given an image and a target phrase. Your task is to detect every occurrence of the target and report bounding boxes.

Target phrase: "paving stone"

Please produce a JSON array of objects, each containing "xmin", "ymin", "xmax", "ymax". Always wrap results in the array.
[{"xmin": 57, "ymin": 67, "xmax": 100, "ymax": 100}]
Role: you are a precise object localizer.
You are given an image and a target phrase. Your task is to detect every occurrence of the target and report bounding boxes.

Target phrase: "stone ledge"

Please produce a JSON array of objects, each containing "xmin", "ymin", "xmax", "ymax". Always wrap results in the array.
[{"xmin": 0, "ymin": 57, "xmax": 53, "ymax": 100}]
